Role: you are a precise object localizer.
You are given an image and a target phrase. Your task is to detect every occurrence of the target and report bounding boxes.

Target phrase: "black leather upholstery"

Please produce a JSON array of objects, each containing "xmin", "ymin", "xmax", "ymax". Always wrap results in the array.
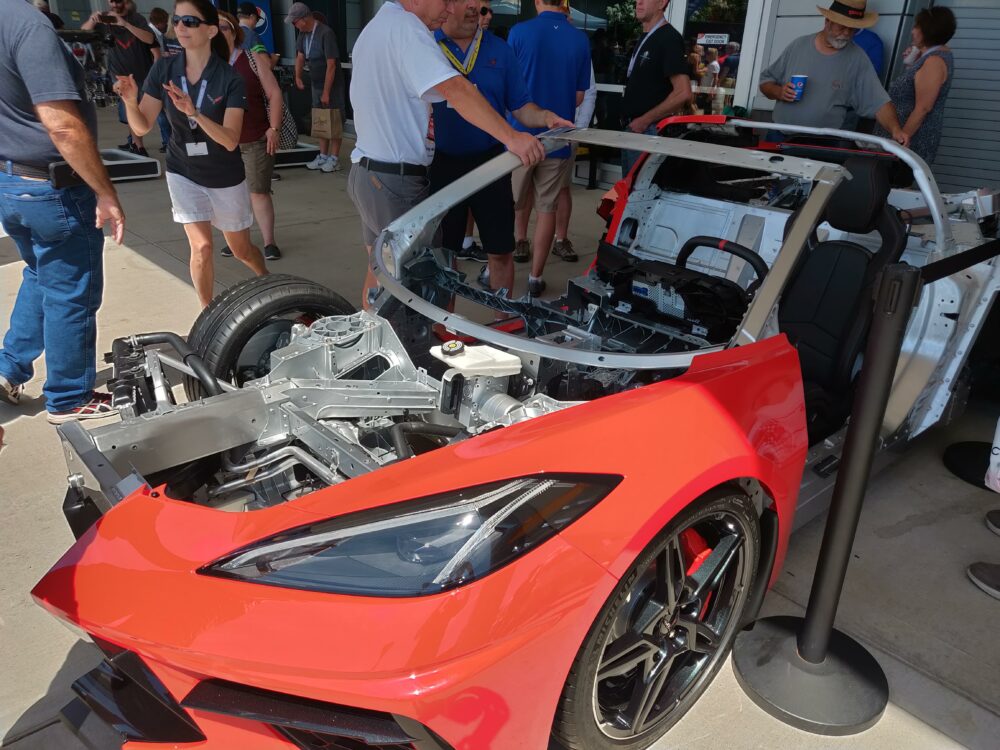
[
  {"xmin": 825, "ymin": 157, "xmax": 891, "ymax": 234},
  {"xmin": 779, "ymin": 240, "xmax": 871, "ymax": 391},
  {"xmin": 778, "ymin": 157, "xmax": 907, "ymax": 442}
]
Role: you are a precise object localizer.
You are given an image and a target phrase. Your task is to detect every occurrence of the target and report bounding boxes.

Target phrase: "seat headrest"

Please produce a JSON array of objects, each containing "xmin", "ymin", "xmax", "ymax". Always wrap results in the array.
[{"xmin": 824, "ymin": 157, "xmax": 891, "ymax": 234}]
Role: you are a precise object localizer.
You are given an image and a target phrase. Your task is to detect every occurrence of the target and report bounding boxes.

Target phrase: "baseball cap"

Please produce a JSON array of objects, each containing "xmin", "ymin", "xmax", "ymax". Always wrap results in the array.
[
  {"xmin": 285, "ymin": 2, "xmax": 311, "ymax": 23},
  {"xmin": 237, "ymin": 2, "xmax": 259, "ymax": 18}
]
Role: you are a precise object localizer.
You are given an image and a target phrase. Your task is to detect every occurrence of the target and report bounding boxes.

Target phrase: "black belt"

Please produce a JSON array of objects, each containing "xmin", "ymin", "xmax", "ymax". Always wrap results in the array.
[
  {"xmin": 359, "ymin": 157, "xmax": 428, "ymax": 177},
  {"xmin": 3, "ymin": 160, "xmax": 49, "ymax": 180}
]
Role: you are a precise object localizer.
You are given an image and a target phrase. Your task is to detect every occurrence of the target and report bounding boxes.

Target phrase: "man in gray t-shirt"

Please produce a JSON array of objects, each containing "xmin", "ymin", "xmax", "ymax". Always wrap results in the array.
[
  {"xmin": 759, "ymin": 5, "xmax": 907, "ymax": 145},
  {"xmin": 289, "ymin": 2, "xmax": 345, "ymax": 171}
]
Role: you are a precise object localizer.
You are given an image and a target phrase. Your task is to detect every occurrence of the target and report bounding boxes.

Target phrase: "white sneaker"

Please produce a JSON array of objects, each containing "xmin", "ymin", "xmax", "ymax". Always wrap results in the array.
[
  {"xmin": 320, "ymin": 156, "xmax": 340, "ymax": 173},
  {"xmin": 305, "ymin": 154, "xmax": 325, "ymax": 170},
  {"xmin": 0, "ymin": 375, "xmax": 23, "ymax": 405}
]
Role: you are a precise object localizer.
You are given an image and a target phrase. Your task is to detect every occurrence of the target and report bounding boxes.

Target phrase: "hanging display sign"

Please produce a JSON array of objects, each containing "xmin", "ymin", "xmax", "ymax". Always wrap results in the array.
[{"xmin": 696, "ymin": 33, "xmax": 730, "ymax": 46}]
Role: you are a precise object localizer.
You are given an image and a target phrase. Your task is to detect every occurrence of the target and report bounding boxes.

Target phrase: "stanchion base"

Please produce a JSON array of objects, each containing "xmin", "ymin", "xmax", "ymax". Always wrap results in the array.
[
  {"xmin": 732, "ymin": 615, "xmax": 888, "ymax": 736},
  {"xmin": 942, "ymin": 441, "xmax": 990, "ymax": 490}
]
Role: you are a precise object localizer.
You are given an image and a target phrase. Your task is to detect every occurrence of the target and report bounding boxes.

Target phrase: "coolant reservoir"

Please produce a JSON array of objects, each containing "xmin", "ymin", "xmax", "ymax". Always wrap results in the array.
[{"xmin": 430, "ymin": 341, "xmax": 522, "ymax": 377}]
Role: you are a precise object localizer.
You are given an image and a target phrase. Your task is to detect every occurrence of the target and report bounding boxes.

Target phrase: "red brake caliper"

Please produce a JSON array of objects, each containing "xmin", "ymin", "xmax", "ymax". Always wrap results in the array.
[
  {"xmin": 680, "ymin": 528, "xmax": 714, "ymax": 618},
  {"xmin": 294, "ymin": 313, "xmax": 319, "ymax": 327}
]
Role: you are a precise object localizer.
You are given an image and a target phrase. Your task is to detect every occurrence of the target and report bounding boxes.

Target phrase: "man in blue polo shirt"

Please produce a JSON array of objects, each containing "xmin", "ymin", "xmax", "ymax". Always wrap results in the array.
[
  {"xmin": 507, "ymin": 0, "xmax": 590, "ymax": 297},
  {"xmin": 432, "ymin": 0, "xmax": 572, "ymax": 302}
]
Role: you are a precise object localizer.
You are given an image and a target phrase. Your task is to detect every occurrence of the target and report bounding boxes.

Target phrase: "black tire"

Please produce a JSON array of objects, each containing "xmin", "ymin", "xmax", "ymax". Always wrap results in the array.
[
  {"xmin": 183, "ymin": 274, "xmax": 356, "ymax": 400},
  {"xmin": 553, "ymin": 488, "xmax": 760, "ymax": 750}
]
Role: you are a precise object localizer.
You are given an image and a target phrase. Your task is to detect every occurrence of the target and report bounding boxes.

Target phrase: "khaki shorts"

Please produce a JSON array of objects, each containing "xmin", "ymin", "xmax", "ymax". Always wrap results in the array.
[
  {"xmin": 560, "ymin": 145, "xmax": 578, "ymax": 189},
  {"xmin": 311, "ymin": 107, "xmax": 343, "ymax": 140},
  {"xmin": 239, "ymin": 138, "xmax": 275, "ymax": 194},
  {"xmin": 512, "ymin": 157, "xmax": 571, "ymax": 213}
]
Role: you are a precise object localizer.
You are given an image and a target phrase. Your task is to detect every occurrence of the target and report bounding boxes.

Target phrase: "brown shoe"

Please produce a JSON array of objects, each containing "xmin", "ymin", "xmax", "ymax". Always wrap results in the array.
[
  {"xmin": 552, "ymin": 238, "xmax": 578, "ymax": 262},
  {"xmin": 513, "ymin": 239, "xmax": 530, "ymax": 263}
]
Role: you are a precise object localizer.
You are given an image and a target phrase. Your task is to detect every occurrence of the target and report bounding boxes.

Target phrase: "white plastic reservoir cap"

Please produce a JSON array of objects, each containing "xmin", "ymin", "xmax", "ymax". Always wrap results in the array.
[{"xmin": 429, "ymin": 342, "xmax": 522, "ymax": 377}]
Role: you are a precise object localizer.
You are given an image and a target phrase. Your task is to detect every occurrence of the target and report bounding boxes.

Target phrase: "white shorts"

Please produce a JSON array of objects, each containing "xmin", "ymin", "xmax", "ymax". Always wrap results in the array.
[{"xmin": 165, "ymin": 172, "xmax": 253, "ymax": 232}]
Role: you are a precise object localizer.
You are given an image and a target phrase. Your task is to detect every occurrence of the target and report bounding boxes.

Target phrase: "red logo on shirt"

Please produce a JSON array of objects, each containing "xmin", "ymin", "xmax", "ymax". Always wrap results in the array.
[
  {"xmin": 116, "ymin": 38, "xmax": 134, "ymax": 50},
  {"xmin": 211, "ymin": 95, "xmax": 223, "ymax": 104}
]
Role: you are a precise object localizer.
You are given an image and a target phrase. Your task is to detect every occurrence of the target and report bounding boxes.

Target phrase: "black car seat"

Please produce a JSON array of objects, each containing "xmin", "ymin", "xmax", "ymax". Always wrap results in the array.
[{"xmin": 778, "ymin": 157, "xmax": 907, "ymax": 443}]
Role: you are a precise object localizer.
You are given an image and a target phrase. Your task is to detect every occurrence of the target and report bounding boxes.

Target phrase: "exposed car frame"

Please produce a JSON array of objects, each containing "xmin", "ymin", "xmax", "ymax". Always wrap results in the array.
[{"xmin": 31, "ymin": 122, "xmax": 1000, "ymax": 750}]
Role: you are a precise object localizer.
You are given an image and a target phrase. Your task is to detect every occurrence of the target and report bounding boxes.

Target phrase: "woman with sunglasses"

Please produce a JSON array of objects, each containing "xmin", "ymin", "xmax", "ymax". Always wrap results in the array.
[
  {"xmin": 116, "ymin": 0, "xmax": 268, "ymax": 308},
  {"xmin": 217, "ymin": 11, "xmax": 283, "ymax": 261}
]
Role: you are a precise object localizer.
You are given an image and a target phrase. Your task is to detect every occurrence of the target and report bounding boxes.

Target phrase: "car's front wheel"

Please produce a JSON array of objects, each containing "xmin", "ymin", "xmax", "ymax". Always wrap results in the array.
[
  {"xmin": 183, "ymin": 274, "xmax": 356, "ymax": 400},
  {"xmin": 553, "ymin": 489, "xmax": 760, "ymax": 750}
]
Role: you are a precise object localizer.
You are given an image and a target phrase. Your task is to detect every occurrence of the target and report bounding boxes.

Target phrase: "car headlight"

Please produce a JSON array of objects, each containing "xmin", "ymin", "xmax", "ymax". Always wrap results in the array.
[{"xmin": 200, "ymin": 474, "xmax": 621, "ymax": 597}]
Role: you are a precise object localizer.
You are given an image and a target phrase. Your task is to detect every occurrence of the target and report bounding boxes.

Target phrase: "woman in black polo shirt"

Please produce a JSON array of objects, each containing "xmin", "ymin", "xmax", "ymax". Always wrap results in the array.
[{"xmin": 116, "ymin": 0, "xmax": 267, "ymax": 307}]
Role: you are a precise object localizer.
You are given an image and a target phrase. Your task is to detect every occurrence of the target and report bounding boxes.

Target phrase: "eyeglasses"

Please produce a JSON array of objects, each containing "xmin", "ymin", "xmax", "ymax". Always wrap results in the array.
[
  {"xmin": 480, "ymin": 6, "xmax": 493, "ymax": 15},
  {"xmin": 219, "ymin": 22, "xmax": 235, "ymax": 32},
  {"xmin": 172, "ymin": 14, "xmax": 208, "ymax": 28}
]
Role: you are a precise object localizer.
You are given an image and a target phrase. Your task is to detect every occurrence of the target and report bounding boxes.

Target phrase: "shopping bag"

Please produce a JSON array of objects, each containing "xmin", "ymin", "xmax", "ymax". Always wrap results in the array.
[{"xmin": 311, "ymin": 108, "xmax": 333, "ymax": 140}]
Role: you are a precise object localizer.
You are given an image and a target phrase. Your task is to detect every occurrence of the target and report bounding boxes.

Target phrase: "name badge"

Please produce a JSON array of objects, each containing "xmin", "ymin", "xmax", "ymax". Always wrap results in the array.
[{"xmin": 186, "ymin": 142, "xmax": 209, "ymax": 157}]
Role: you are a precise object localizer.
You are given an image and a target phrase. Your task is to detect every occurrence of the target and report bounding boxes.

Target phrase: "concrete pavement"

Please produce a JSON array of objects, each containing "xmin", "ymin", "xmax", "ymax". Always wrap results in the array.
[{"xmin": 1, "ymin": 107, "xmax": 998, "ymax": 749}]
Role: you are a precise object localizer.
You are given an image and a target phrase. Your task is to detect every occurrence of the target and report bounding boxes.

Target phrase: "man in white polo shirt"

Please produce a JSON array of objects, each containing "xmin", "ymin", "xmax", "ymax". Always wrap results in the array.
[{"xmin": 348, "ymin": 0, "xmax": 544, "ymax": 306}]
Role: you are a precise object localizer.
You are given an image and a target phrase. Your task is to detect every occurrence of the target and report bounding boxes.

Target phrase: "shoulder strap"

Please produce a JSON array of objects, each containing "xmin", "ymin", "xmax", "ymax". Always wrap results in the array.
[{"xmin": 244, "ymin": 49, "xmax": 261, "ymax": 79}]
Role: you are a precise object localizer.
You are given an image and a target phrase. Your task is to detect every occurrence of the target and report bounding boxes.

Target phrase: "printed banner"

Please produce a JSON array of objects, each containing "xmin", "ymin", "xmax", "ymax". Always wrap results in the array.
[{"xmin": 252, "ymin": 0, "xmax": 277, "ymax": 55}]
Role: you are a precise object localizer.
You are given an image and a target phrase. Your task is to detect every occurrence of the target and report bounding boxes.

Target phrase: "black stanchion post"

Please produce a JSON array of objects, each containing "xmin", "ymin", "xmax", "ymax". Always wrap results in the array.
[
  {"xmin": 731, "ymin": 263, "xmax": 923, "ymax": 735},
  {"xmin": 798, "ymin": 263, "xmax": 923, "ymax": 663}
]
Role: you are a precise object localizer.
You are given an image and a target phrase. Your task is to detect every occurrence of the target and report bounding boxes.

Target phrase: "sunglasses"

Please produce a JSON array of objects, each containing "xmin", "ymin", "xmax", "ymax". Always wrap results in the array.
[
  {"xmin": 480, "ymin": 6, "xmax": 492, "ymax": 15},
  {"xmin": 173, "ymin": 14, "xmax": 208, "ymax": 28}
]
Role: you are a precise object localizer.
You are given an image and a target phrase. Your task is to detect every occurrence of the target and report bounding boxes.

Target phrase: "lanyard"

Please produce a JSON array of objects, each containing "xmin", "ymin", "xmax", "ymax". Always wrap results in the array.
[
  {"xmin": 229, "ymin": 49, "xmax": 240, "ymax": 65},
  {"xmin": 180, "ymin": 76, "xmax": 208, "ymax": 130},
  {"xmin": 304, "ymin": 26, "xmax": 317, "ymax": 58},
  {"xmin": 439, "ymin": 28, "xmax": 483, "ymax": 77},
  {"xmin": 628, "ymin": 18, "xmax": 666, "ymax": 78}
]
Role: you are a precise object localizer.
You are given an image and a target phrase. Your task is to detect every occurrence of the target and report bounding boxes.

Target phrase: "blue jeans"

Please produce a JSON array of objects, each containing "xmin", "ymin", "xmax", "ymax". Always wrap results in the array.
[
  {"xmin": 620, "ymin": 123, "xmax": 659, "ymax": 177},
  {"xmin": 0, "ymin": 170, "xmax": 105, "ymax": 412}
]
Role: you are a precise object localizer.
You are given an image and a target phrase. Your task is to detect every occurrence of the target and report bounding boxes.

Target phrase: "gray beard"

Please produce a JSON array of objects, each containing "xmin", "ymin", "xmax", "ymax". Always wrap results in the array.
[{"xmin": 826, "ymin": 34, "xmax": 849, "ymax": 50}]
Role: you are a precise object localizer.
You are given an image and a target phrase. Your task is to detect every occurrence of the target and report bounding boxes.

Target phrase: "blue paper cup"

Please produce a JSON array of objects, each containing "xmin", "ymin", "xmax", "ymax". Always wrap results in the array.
[{"xmin": 790, "ymin": 75, "xmax": 808, "ymax": 102}]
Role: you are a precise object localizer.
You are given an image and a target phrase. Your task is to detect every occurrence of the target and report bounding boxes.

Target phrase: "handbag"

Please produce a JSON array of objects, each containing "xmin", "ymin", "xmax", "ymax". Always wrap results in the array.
[{"xmin": 244, "ymin": 51, "xmax": 299, "ymax": 151}]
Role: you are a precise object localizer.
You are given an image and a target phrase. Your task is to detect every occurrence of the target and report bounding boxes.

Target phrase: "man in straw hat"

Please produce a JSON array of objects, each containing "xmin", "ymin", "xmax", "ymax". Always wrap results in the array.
[{"xmin": 759, "ymin": 0, "xmax": 909, "ymax": 146}]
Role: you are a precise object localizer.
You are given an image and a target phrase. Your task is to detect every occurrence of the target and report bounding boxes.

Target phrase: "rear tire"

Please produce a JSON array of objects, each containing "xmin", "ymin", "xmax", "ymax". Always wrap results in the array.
[
  {"xmin": 553, "ymin": 489, "xmax": 759, "ymax": 750},
  {"xmin": 183, "ymin": 274, "xmax": 356, "ymax": 400}
]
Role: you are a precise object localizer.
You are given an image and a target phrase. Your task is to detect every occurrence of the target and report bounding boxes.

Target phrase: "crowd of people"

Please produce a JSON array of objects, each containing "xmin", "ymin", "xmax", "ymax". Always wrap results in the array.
[
  {"xmin": 760, "ymin": 0, "xmax": 956, "ymax": 163},
  {"xmin": 0, "ymin": 0, "xmax": 960, "ymax": 430}
]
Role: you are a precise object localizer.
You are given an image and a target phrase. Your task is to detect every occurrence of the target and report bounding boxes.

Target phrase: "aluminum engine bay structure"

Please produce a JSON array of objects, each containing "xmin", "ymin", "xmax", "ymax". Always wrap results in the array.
[{"xmin": 65, "ymin": 312, "xmax": 580, "ymax": 515}]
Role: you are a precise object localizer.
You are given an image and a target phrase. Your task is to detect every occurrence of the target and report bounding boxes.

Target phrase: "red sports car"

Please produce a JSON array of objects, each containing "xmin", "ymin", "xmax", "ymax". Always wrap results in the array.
[{"xmin": 36, "ymin": 120, "xmax": 985, "ymax": 749}]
